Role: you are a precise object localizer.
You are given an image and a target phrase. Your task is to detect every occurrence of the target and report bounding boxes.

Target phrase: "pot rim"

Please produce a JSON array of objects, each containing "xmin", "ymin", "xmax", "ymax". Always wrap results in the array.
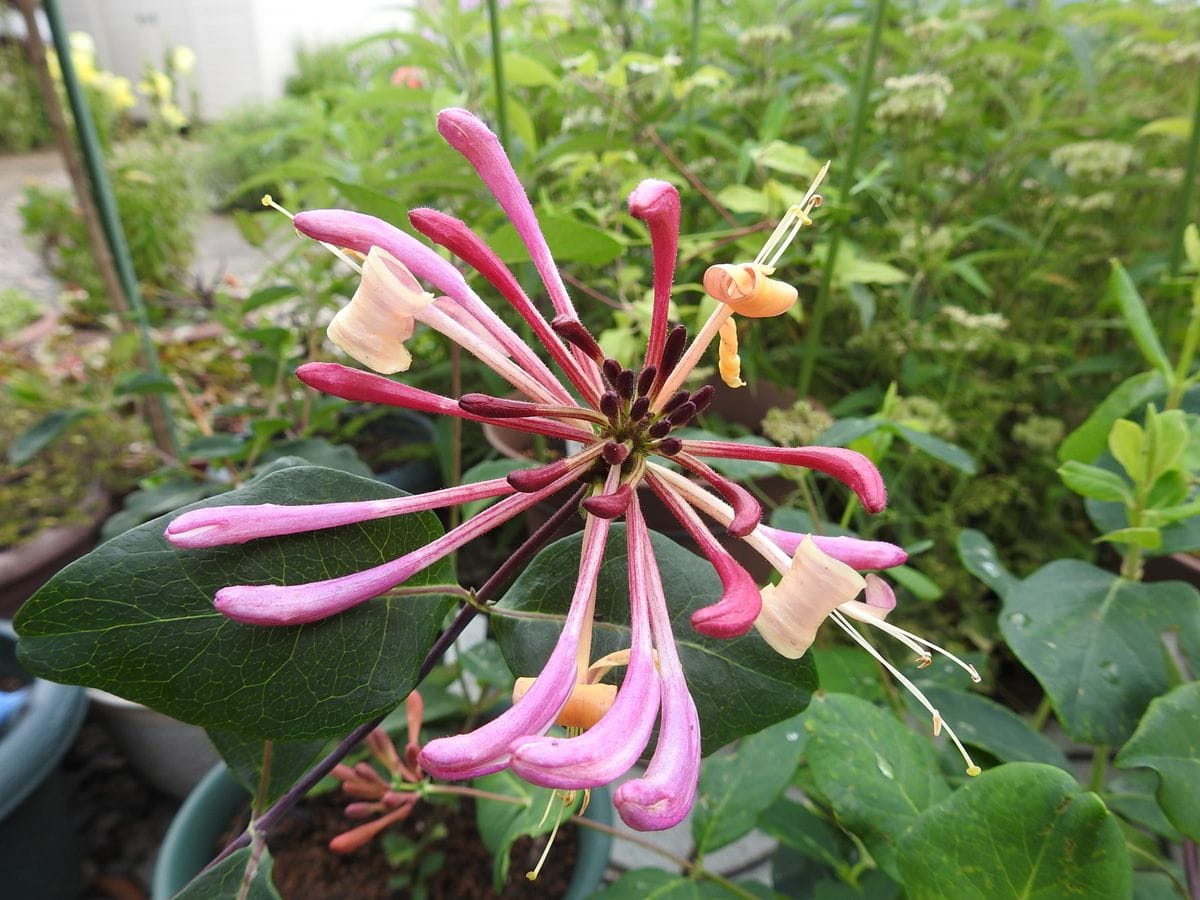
[{"xmin": 0, "ymin": 621, "xmax": 89, "ymax": 819}]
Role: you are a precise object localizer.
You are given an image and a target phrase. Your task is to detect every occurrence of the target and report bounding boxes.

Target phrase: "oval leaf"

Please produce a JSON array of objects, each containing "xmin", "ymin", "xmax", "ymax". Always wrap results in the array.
[
  {"xmin": 1114, "ymin": 681, "xmax": 1200, "ymax": 840},
  {"xmin": 898, "ymin": 763, "xmax": 1132, "ymax": 900},
  {"xmin": 15, "ymin": 466, "xmax": 455, "ymax": 740}
]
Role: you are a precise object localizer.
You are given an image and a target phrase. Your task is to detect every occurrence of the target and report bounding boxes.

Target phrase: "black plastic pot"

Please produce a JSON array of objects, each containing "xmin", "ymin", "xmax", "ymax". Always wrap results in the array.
[{"xmin": 0, "ymin": 621, "xmax": 89, "ymax": 900}]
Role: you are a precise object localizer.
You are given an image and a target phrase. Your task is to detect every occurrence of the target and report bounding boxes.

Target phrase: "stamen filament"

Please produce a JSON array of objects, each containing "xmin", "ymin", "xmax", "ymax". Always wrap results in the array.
[
  {"xmin": 828, "ymin": 610, "xmax": 981, "ymax": 777},
  {"xmin": 651, "ymin": 305, "xmax": 735, "ymax": 412},
  {"xmin": 755, "ymin": 161, "xmax": 831, "ymax": 269}
]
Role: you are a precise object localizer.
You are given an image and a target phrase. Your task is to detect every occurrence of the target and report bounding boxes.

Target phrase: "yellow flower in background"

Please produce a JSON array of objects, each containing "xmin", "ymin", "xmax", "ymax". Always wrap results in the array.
[
  {"xmin": 138, "ymin": 69, "xmax": 173, "ymax": 102},
  {"xmin": 157, "ymin": 101, "xmax": 188, "ymax": 131},
  {"xmin": 171, "ymin": 46, "xmax": 196, "ymax": 76}
]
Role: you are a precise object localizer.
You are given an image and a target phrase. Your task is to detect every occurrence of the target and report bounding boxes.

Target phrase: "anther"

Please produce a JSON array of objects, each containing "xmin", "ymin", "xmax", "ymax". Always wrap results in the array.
[
  {"xmin": 629, "ymin": 396, "xmax": 651, "ymax": 421},
  {"xmin": 508, "ymin": 461, "xmax": 572, "ymax": 493},
  {"xmin": 690, "ymin": 384, "xmax": 714, "ymax": 415},
  {"xmin": 667, "ymin": 401, "xmax": 697, "ymax": 427},
  {"xmin": 636, "ymin": 365, "xmax": 657, "ymax": 397},
  {"xmin": 661, "ymin": 391, "xmax": 690, "ymax": 415},
  {"xmin": 648, "ymin": 420, "xmax": 672, "ymax": 440},
  {"xmin": 602, "ymin": 358, "xmax": 622, "ymax": 388},
  {"xmin": 657, "ymin": 325, "xmax": 688, "ymax": 383},
  {"xmin": 581, "ymin": 484, "xmax": 633, "ymax": 519},
  {"xmin": 657, "ymin": 437, "xmax": 683, "ymax": 456},
  {"xmin": 600, "ymin": 392, "xmax": 620, "ymax": 420},
  {"xmin": 551, "ymin": 316, "xmax": 605, "ymax": 362},
  {"xmin": 616, "ymin": 368, "xmax": 636, "ymax": 400}
]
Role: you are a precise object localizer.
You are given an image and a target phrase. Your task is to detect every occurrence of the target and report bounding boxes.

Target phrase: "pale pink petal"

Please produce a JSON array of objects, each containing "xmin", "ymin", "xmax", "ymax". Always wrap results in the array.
[
  {"xmin": 757, "ymin": 526, "xmax": 908, "ymax": 570},
  {"xmin": 418, "ymin": 514, "xmax": 614, "ymax": 778},
  {"xmin": 753, "ymin": 538, "xmax": 867, "ymax": 658},
  {"xmin": 864, "ymin": 573, "xmax": 897, "ymax": 611}
]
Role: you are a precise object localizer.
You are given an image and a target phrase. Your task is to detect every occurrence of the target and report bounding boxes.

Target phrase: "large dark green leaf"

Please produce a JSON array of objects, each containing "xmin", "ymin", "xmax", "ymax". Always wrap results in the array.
[
  {"xmin": 897, "ymin": 763, "xmax": 1132, "ymax": 900},
  {"xmin": 1001, "ymin": 560, "xmax": 1200, "ymax": 745},
  {"xmin": 1114, "ymin": 682, "xmax": 1200, "ymax": 840},
  {"xmin": 16, "ymin": 467, "xmax": 455, "ymax": 740},
  {"xmin": 474, "ymin": 769, "xmax": 583, "ymax": 889},
  {"xmin": 804, "ymin": 693, "xmax": 949, "ymax": 880},
  {"xmin": 693, "ymin": 713, "xmax": 807, "ymax": 855},
  {"xmin": 493, "ymin": 527, "xmax": 818, "ymax": 755},
  {"xmin": 208, "ymin": 731, "xmax": 329, "ymax": 808}
]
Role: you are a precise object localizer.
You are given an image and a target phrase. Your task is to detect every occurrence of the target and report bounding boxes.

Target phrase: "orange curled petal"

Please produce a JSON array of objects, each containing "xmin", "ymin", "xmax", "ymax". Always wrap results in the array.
[
  {"xmin": 703, "ymin": 263, "xmax": 798, "ymax": 318},
  {"xmin": 717, "ymin": 319, "xmax": 744, "ymax": 388}
]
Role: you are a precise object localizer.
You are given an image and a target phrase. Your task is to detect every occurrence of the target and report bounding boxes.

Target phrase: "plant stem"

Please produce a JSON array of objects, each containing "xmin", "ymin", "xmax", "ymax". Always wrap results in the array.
[
  {"xmin": 1168, "ymin": 66, "xmax": 1200, "ymax": 277},
  {"xmin": 1030, "ymin": 695, "xmax": 1053, "ymax": 731},
  {"xmin": 1183, "ymin": 838, "xmax": 1200, "ymax": 900},
  {"xmin": 797, "ymin": 0, "xmax": 888, "ymax": 398},
  {"xmin": 685, "ymin": 0, "xmax": 702, "ymax": 153},
  {"xmin": 1167, "ymin": 282, "xmax": 1200, "ymax": 410},
  {"xmin": 1087, "ymin": 744, "xmax": 1109, "ymax": 794},
  {"xmin": 254, "ymin": 742, "xmax": 274, "ymax": 817},
  {"xmin": 486, "ymin": 0, "xmax": 509, "ymax": 149}
]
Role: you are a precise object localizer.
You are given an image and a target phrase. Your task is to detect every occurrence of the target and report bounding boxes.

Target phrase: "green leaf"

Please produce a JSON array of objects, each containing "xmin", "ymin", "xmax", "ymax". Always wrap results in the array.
[
  {"xmin": 1110, "ymin": 419, "xmax": 1147, "ymax": 484},
  {"xmin": 891, "ymin": 424, "xmax": 977, "ymax": 474},
  {"xmin": 185, "ymin": 433, "xmax": 248, "ymax": 460},
  {"xmin": 458, "ymin": 458, "xmax": 534, "ymax": 519},
  {"xmin": 1058, "ymin": 460, "xmax": 1132, "ymax": 502},
  {"xmin": 208, "ymin": 731, "xmax": 328, "ymax": 808},
  {"xmin": 752, "ymin": 140, "xmax": 821, "ymax": 177},
  {"xmin": 757, "ymin": 796, "xmax": 849, "ymax": 874},
  {"xmin": 897, "ymin": 763, "xmax": 1132, "ymax": 900},
  {"xmin": 474, "ymin": 769, "xmax": 581, "ymax": 890},
  {"xmin": 242, "ymin": 284, "xmax": 299, "ymax": 315},
  {"xmin": 715, "ymin": 185, "xmax": 768, "ymax": 215},
  {"xmin": 956, "ymin": 529, "xmax": 1019, "ymax": 598},
  {"xmin": 114, "ymin": 371, "xmax": 178, "ymax": 396},
  {"xmin": 15, "ymin": 467, "xmax": 455, "ymax": 740},
  {"xmin": 813, "ymin": 646, "xmax": 884, "ymax": 703},
  {"xmin": 1137, "ymin": 116, "xmax": 1192, "ymax": 139},
  {"xmin": 804, "ymin": 693, "xmax": 949, "ymax": 879},
  {"xmin": 593, "ymin": 869, "xmax": 733, "ymax": 899},
  {"xmin": 7, "ymin": 408, "xmax": 92, "ymax": 465},
  {"xmin": 886, "ymin": 564, "xmax": 943, "ymax": 602},
  {"xmin": 1001, "ymin": 560, "xmax": 1200, "ymax": 745},
  {"xmin": 1107, "ymin": 261, "xmax": 1170, "ymax": 376},
  {"xmin": 911, "ymin": 687, "xmax": 1070, "ymax": 771},
  {"xmin": 329, "ymin": 178, "xmax": 410, "ymax": 227},
  {"xmin": 1185, "ymin": 223, "xmax": 1200, "ymax": 270},
  {"xmin": 817, "ymin": 418, "xmax": 883, "ymax": 448},
  {"xmin": 1147, "ymin": 409, "xmax": 1190, "ymax": 483},
  {"xmin": 1059, "ymin": 372, "xmax": 1167, "ymax": 464},
  {"xmin": 258, "ymin": 438, "xmax": 372, "ymax": 477},
  {"xmin": 693, "ymin": 713, "xmax": 807, "ymax": 854},
  {"xmin": 1114, "ymin": 682, "xmax": 1200, "ymax": 840},
  {"xmin": 502, "ymin": 52, "xmax": 559, "ymax": 88},
  {"xmin": 1104, "ymin": 770, "xmax": 1183, "ymax": 840},
  {"xmin": 493, "ymin": 527, "xmax": 818, "ymax": 755},
  {"xmin": 458, "ymin": 639, "xmax": 515, "ymax": 691},
  {"xmin": 174, "ymin": 845, "xmax": 280, "ymax": 899},
  {"xmin": 1096, "ymin": 526, "xmax": 1162, "ymax": 549},
  {"xmin": 490, "ymin": 214, "xmax": 623, "ymax": 266}
]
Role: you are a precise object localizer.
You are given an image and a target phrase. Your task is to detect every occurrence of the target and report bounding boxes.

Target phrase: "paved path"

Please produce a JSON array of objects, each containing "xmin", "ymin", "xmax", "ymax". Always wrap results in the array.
[{"xmin": 0, "ymin": 147, "xmax": 269, "ymax": 307}]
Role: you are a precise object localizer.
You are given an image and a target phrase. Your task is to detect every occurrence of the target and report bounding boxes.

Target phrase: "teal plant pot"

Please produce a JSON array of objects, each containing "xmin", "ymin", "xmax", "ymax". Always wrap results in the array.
[
  {"xmin": 154, "ymin": 764, "xmax": 614, "ymax": 899},
  {"xmin": 0, "ymin": 621, "xmax": 89, "ymax": 900}
]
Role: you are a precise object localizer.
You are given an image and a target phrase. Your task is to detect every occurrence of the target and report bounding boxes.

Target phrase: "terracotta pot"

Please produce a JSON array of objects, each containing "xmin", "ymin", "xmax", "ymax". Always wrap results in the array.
[{"xmin": 0, "ymin": 484, "xmax": 110, "ymax": 620}]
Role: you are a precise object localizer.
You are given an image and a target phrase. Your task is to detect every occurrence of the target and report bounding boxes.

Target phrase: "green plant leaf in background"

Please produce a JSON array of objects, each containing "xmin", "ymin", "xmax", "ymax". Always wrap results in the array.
[
  {"xmin": 1106, "ymin": 261, "xmax": 1171, "ymax": 376},
  {"xmin": 473, "ymin": 768, "xmax": 582, "ymax": 890},
  {"xmin": 1058, "ymin": 371, "xmax": 1167, "ymax": 464},
  {"xmin": 1114, "ymin": 681, "xmax": 1200, "ymax": 840},
  {"xmin": 489, "ymin": 213, "xmax": 623, "ymax": 266},
  {"xmin": 593, "ymin": 869, "xmax": 737, "ymax": 899},
  {"xmin": 692, "ymin": 712, "xmax": 807, "ymax": 855},
  {"xmin": 493, "ymin": 527, "xmax": 819, "ymax": 755},
  {"xmin": 1000, "ymin": 560, "xmax": 1200, "ymax": 745},
  {"xmin": 955, "ymin": 529, "xmax": 1019, "ymax": 598},
  {"xmin": 15, "ymin": 467, "xmax": 456, "ymax": 740},
  {"xmin": 804, "ymin": 693, "xmax": 950, "ymax": 879},
  {"xmin": 897, "ymin": 763, "xmax": 1132, "ymax": 900},
  {"xmin": 7, "ymin": 408, "xmax": 93, "ymax": 465}
]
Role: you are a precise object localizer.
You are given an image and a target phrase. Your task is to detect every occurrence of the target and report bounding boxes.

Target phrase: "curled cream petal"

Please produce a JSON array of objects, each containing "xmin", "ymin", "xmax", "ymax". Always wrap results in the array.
[
  {"xmin": 753, "ymin": 538, "xmax": 867, "ymax": 659},
  {"xmin": 703, "ymin": 263, "xmax": 797, "ymax": 318},
  {"xmin": 327, "ymin": 246, "xmax": 432, "ymax": 374}
]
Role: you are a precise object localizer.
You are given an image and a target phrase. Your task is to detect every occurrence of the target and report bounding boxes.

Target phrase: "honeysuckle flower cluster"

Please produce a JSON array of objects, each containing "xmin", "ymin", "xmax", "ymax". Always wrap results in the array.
[{"xmin": 165, "ymin": 108, "xmax": 981, "ymax": 832}]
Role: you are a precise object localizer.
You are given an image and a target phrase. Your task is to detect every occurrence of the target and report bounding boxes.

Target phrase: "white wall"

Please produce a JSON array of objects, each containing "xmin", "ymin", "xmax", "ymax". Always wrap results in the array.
[{"xmin": 56, "ymin": 0, "xmax": 413, "ymax": 119}]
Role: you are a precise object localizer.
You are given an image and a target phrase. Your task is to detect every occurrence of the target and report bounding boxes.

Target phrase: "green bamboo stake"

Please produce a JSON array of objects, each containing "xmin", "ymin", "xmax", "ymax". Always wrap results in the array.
[
  {"xmin": 1168, "ymin": 66, "xmax": 1200, "ymax": 277},
  {"xmin": 797, "ymin": 0, "xmax": 888, "ymax": 398},
  {"xmin": 42, "ymin": 0, "xmax": 179, "ymax": 455},
  {"xmin": 485, "ymin": 0, "xmax": 510, "ymax": 149}
]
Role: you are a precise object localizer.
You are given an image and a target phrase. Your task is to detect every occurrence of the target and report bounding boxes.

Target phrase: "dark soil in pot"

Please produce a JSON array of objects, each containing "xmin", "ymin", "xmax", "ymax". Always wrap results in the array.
[{"xmin": 219, "ymin": 789, "xmax": 582, "ymax": 900}]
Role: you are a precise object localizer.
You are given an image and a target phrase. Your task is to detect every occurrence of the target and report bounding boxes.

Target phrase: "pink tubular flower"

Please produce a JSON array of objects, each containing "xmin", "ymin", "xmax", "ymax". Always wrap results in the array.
[{"xmin": 166, "ymin": 107, "xmax": 982, "ymax": 826}]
